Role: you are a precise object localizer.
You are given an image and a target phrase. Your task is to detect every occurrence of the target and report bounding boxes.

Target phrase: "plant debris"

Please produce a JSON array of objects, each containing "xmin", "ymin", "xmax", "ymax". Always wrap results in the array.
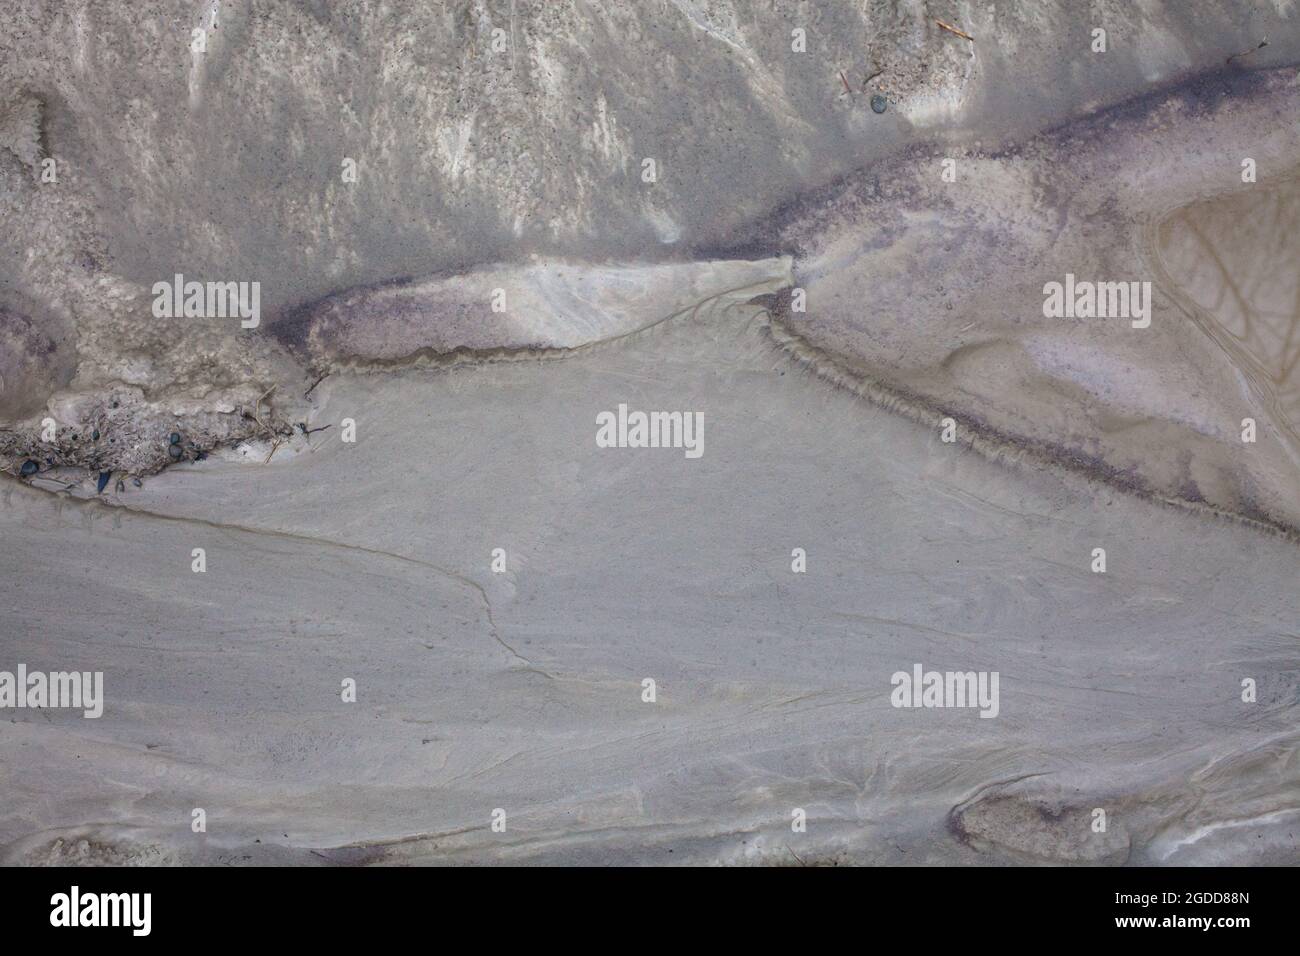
[
  {"xmin": 1226, "ymin": 39, "xmax": 1267, "ymax": 66},
  {"xmin": 934, "ymin": 18, "xmax": 974, "ymax": 42},
  {"xmin": 304, "ymin": 371, "xmax": 329, "ymax": 399}
]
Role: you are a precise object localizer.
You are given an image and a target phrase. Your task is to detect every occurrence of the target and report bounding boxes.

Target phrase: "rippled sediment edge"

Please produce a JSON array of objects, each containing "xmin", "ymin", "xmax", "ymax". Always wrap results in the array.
[{"xmin": 758, "ymin": 300, "xmax": 1300, "ymax": 543}]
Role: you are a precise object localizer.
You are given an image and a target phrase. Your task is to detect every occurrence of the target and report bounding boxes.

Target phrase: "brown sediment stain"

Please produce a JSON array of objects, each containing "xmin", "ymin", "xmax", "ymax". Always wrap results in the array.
[{"xmin": 949, "ymin": 791, "xmax": 1132, "ymax": 864}]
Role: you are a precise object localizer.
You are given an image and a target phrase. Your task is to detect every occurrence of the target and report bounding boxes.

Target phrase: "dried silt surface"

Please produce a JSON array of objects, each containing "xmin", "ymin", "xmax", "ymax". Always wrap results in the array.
[{"xmin": 0, "ymin": 1, "xmax": 1298, "ymax": 867}]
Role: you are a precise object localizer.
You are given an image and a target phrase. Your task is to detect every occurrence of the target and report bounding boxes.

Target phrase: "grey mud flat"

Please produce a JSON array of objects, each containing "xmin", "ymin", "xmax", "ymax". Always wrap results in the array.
[
  {"xmin": 1, "ymin": 1, "xmax": 1298, "ymax": 867},
  {"xmin": 2, "ymin": 303, "xmax": 1296, "ymax": 866}
]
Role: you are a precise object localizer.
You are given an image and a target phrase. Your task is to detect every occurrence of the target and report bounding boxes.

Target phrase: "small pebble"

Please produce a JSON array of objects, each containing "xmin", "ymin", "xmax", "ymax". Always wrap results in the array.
[
  {"xmin": 168, "ymin": 444, "xmax": 183, "ymax": 460},
  {"xmin": 169, "ymin": 432, "xmax": 182, "ymax": 445},
  {"xmin": 871, "ymin": 94, "xmax": 888, "ymax": 114},
  {"xmin": 132, "ymin": 478, "xmax": 143, "ymax": 488},
  {"xmin": 96, "ymin": 471, "xmax": 111, "ymax": 494},
  {"xmin": 92, "ymin": 429, "xmax": 100, "ymax": 441},
  {"xmin": 20, "ymin": 459, "xmax": 38, "ymax": 477}
]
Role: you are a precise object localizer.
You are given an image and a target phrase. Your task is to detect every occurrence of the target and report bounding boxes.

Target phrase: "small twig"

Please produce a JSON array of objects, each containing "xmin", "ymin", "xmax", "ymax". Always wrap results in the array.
[
  {"xmin": 250, "ymin": 383, "xmax": 278, "ymax": 438},
  {"xmin": 786, "ymin": 844, "xmax": 807, "ymax": 867},
  {"xmin": 1226, "ymin": 39, "xmax": 1267, "ymax": 66},
  {"xmin": 264, "ymin": 439, "xmax": 281, "ymax": 464},
  {"xmin": 861, "ymin": 69, "xmax": 884, "ymax": 92},
  {"xmin": 839, "ymin": 70, "xmax": 852, "ymax": 95},
  {"xmin": 304, "ymin": 371, "xmax": 329, "ymax": 399},
  {"xmin": 934, "ymin": 18, "xmax": 974, "ymax": 42}
]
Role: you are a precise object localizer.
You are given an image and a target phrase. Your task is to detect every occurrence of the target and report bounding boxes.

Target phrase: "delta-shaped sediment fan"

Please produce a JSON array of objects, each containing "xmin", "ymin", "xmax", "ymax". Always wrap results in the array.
[{"xmin": 751, "ymin": 67, "xmax": 1300, "ymax": 533}]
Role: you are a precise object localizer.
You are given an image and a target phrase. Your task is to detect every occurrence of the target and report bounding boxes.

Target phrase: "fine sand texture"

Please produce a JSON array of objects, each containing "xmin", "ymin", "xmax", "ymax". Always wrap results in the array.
[{"xmin": 0, "ymin": 2, "xmax": 1297, "ymax": 866}]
